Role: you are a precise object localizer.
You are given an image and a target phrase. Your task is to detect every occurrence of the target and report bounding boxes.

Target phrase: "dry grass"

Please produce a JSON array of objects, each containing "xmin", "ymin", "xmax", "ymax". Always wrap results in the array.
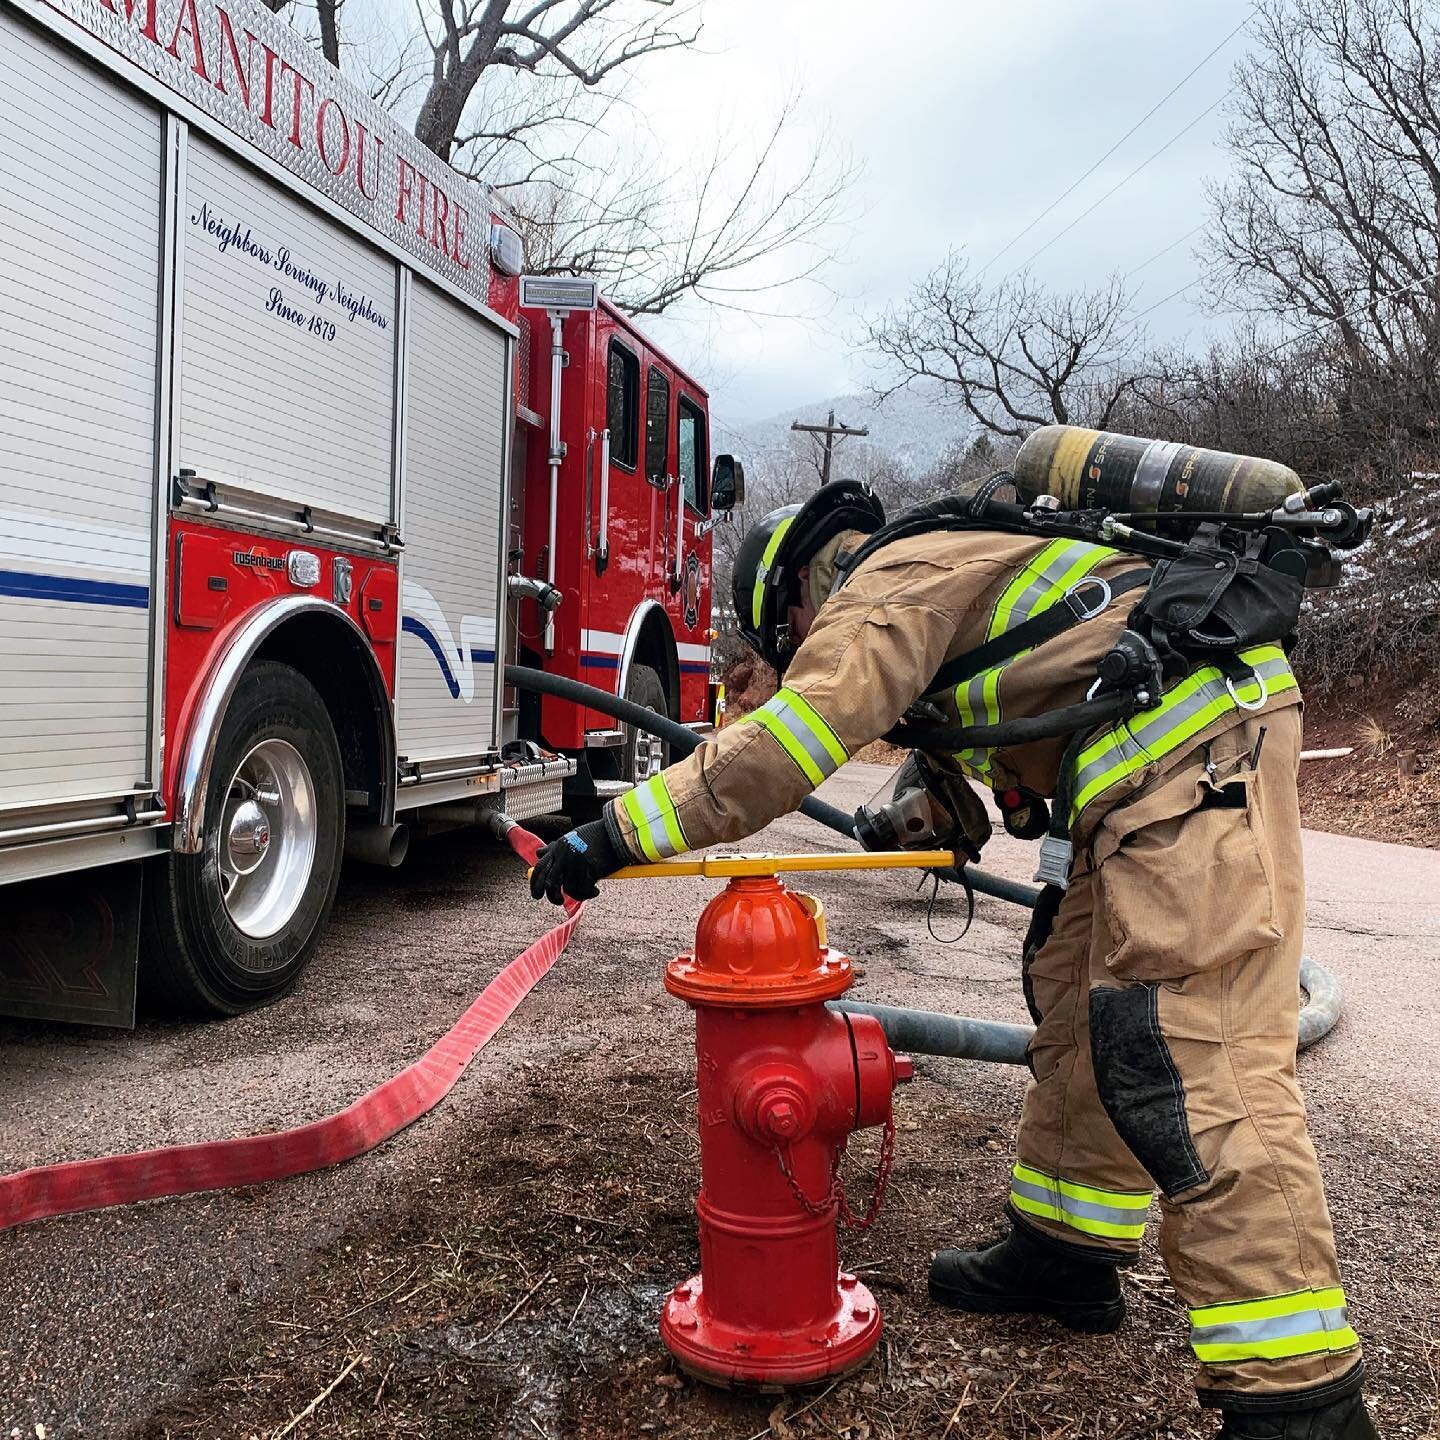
[{"xmin": 1356, "ymin": 714, "xmax": 1393, "ymax": 758}]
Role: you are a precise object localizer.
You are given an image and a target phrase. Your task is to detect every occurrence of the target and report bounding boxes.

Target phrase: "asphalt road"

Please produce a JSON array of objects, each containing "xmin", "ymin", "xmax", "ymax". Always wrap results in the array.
[{"xmin": 1, "ymin": 763, "xmax": 1437, "ymax": 1437}]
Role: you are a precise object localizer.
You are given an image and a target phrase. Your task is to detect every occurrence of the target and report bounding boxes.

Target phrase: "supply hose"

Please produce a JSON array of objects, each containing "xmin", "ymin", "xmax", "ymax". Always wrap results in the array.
[
  {"xmin": 829, "ymin": 999, "xmax": 1032, "ymax": 1065},
  {"xmin": 0, "ymin": 824, "xmax": 580, "ymax": 1232},
  {"xmin": 504, "ymin": 665, "xmax": 1037, "ymax": 908},
  {"xmin": 829, "ymin": 953, "xmax": 1341, "ymax": 1063},
  {"xmin": 503, "ymin": 666, "xmax": 1343, "ymax": 1052}
]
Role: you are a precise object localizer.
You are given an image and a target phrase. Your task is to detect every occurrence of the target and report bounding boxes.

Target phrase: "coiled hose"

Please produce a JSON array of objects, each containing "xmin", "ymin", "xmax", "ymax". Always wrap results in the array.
[{"xmin": 503, "ymin": 665, "xmax": 1342, "ymax": 1056}]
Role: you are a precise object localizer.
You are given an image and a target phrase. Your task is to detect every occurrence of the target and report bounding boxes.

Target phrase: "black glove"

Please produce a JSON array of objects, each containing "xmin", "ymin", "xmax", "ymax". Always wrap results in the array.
[{"xmin": 529, "ymin": 819, "xmax": 625, "ymax": 905}]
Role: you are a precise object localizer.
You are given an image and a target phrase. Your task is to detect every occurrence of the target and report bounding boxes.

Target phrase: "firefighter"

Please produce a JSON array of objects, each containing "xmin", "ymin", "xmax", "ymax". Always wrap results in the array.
[{"xmin": 531, "ymin": 479, "xmax": 1377, "ymax": 1439}]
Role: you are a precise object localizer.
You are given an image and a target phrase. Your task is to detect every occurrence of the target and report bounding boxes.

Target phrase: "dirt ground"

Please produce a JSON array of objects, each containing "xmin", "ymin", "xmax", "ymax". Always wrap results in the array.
[
  {"xmin": 1297, "ymin": 684, "xmax": 1440, "ymax": 849},
  {"xmin": 2, "ymin": 766, "xmax": 1438, "ymax": 1440}
]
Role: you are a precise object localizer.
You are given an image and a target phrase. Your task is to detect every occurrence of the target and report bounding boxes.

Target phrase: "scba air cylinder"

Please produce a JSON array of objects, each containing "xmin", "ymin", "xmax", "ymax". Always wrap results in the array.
[{"xmin": 1014, "ymin": 425, "xmax": 1303, "ymax": 517}]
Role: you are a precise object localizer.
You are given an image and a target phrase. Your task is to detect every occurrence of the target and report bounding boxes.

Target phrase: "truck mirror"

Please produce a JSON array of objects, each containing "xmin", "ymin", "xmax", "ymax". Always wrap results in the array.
[{"xmin": 711, "ymin": 455, "xmax": 745, "ymax": 511}]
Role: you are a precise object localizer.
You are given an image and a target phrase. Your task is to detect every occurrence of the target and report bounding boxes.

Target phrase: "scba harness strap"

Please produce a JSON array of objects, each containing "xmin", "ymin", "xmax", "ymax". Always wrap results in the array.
[{"xmin": 834, "ymin": 484, "xmax": 1306, "ymax": 884}]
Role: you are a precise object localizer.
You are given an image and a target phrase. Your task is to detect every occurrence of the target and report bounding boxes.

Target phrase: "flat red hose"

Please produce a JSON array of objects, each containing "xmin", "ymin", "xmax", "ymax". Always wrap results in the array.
[{"xmin": 0, "ymin": 826, "xmax": 578, "ymax": 1232}]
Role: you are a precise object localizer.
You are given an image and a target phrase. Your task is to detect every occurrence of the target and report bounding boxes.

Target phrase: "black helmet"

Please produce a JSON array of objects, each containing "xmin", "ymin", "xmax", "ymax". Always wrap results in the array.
[{"xmin": 731, "ymin": 480, "xmax": 886, "ymax": 672}]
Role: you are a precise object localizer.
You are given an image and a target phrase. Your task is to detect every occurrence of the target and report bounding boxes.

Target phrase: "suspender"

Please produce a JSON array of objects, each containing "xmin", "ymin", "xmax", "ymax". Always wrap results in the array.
[{"xmin": 920, "ymin": 568, "xmax": 1153, "ymax": 699}]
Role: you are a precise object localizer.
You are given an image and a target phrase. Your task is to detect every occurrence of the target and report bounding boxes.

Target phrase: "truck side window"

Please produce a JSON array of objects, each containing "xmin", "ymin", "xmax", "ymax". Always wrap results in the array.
[
  {"xmin": 607, "ymin": 341, "xmax": 639, "ymax": 470},
  {"xmin": 646, "ymin": 366, "xmax": 670, "ymax": 484},
  {"xmin": 678, "ymin": 397, "xmax": 707, "ymax": 512}
]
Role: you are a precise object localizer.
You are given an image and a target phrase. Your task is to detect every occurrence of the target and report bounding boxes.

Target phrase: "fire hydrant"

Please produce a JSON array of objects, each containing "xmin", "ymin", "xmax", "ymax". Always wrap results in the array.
[{"xmin": 660, "ymin": 874, "xmax": 912, "ymax": 1387}]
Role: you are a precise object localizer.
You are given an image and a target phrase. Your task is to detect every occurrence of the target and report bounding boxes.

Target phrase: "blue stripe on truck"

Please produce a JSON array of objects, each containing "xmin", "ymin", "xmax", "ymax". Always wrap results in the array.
[{"xmin": 0, "ymin": 569, "xmax": 149, "ymax": 608}]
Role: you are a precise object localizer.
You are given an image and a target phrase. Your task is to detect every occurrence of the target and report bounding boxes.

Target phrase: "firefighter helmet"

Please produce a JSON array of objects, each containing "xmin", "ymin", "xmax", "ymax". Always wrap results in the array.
[{"xmin": 731, "ymin": 480, "xmax": 886, "ymax": 673}]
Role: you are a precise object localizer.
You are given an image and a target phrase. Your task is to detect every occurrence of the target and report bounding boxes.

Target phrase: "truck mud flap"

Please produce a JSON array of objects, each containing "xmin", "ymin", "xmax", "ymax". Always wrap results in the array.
[{"xmin": 0, "ymin": 865, "xmax": 141, "ymax": 1028}]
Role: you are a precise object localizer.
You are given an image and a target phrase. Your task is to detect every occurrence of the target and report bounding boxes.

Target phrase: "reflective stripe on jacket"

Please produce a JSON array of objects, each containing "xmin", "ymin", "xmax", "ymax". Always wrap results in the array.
[
  {"xmin": 953, "ymin": 538, "xmax": 1117, "ymax": 781},
  {"xmin": 1070, "ymin": 644, "xmax": 1299, "ymax": 824}
]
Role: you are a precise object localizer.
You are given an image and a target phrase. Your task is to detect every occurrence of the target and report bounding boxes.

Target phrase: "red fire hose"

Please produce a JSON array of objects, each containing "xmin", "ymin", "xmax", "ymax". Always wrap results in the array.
[{"xmin": 0, "ymin": 825, "xmax": 578, "ymax": 1233}]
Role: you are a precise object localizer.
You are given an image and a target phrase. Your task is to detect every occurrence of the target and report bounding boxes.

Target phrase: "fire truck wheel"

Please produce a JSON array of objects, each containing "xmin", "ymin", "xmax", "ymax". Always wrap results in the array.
[
  {"xmin": 619, "ymin": 664, "xmax": 672, "ymax": 786},
  {"xmin": 142, "ymin": 661, "xmax": 346, "ymax": 1017}
]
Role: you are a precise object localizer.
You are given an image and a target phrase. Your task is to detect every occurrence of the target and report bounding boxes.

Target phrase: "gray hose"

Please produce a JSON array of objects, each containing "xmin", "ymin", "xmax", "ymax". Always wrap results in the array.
[
  {"xmin": 832, "ymin": 956, "xmax": 1341, "ymax": 1065},
  {"xmin": 504, "ymin": 664, "xmax": 1344, "ymax": 1055},
  {"xmin": 1298, "ymin": 955, "xmax": 1343, "ymax": 1049},
  {"xmin": 831, "ymin": 999, "xmax": 1031, "ymax": 1065}
]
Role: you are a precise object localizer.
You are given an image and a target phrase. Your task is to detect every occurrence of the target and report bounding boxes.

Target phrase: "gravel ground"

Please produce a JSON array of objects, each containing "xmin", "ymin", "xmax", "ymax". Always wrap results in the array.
[{"xmin": 0, "ymin": 764, "xmax": 1437, "ymax": 1438}]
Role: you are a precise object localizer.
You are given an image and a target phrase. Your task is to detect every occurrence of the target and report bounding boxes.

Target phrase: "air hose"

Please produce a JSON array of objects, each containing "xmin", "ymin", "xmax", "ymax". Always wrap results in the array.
[{"xmin": 503, "ymin": 665, "xmax": 1343, "ymax": 1052}]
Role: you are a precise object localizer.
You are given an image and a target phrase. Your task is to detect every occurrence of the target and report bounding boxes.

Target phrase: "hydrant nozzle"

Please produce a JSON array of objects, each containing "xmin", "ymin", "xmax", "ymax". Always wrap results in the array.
[{"xmin": 660, "ymin": 874, "xmax": 910, "ymax": 1388}]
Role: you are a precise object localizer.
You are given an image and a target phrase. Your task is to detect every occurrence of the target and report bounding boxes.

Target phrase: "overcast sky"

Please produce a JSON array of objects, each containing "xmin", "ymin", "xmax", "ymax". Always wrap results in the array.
[{"xmin": 631, "ymin": 0, "xmax": 1256, "ymax": 423}]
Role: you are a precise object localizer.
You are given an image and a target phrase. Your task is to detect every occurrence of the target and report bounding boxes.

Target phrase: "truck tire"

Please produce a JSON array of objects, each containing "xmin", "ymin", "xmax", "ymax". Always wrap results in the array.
[
  {"xmin": 619, "ymin": 663, "xmax": 671, "ymax": 785},
  {"xmin": 142, "ymin": 661, "xmax": 346, "ymax": 1017}
]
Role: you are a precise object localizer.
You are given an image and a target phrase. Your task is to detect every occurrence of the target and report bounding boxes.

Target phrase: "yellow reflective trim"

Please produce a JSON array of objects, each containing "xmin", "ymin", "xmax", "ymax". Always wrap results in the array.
[
  {"xmin": 751, "ymin": 515, "xmax": 795, "ymax": 630},
  {"xmin": 619, "ymin": 787, "xmax": 661, "ymax": 862},
  {"xmin": 1193, "ymin": 1328, "xmax": 1360, "ymax": 1365},
  {"xmin": 746, "ymin": 705, "xmax": 825, "ymax": 786},
  {"xmin": 1190, "ymin": 1287, "xmax": 1348, "ymax": 1330},
  {"xmin": 1050, "ymin": 544, "xmax": 1113, "ymax": 600},
  {"xmin": 1012, "ymin": 1163, "xmax": 1151, "ymax": 1210},
  {"xmin": 958, "ymin": 539, "xmax": 1113, "ymax": 780},
  {"xmin": 1070, "ymin": 645, "xmax": 1298, "ymax": 819},
  {"xmin": 989, "ymin": 539, "xmax": 1071, "ymax": 637},
  {"xmin": 779, "ymin": 688, "xmax": 849, "ymax": 768},
  {"xmin": 646, "ymin": 775, "xmax": 688, "ymax": 858},
  {"xmin": 1009, "ymin": 1191, "xmax": 1148, "ymax": 1240}
]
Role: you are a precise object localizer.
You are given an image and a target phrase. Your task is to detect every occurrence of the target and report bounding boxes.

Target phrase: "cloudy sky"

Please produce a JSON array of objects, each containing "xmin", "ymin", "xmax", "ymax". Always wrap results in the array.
[{"xmin": 632, "ymin": 0, "xmax": 1256, "ymax": 422}]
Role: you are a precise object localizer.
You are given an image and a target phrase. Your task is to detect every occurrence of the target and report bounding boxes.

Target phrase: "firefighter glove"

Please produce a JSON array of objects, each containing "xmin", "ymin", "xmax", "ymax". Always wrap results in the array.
[{"xmin": 530, "ymin": 820, "xmax": 625, "ymax": 905}]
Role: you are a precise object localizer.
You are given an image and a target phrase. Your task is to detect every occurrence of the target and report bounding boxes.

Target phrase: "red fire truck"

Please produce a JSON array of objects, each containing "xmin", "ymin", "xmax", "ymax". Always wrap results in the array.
[{"xmin": 0, "ymin": 0, "xmax": 739, "ymax": 1025}]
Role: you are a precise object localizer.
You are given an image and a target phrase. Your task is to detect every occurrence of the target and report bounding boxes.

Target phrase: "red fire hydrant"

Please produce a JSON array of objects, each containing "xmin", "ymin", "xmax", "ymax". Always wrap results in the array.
[{"xmin": 660, "ymin": 874, "xmax": 912, "ymax": 1387}]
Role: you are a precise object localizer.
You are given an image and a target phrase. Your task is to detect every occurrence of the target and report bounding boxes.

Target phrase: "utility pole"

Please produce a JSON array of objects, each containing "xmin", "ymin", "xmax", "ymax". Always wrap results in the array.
[{"xmin": 791, "ymin": 410, "xmax": 869, "ymax": 485}]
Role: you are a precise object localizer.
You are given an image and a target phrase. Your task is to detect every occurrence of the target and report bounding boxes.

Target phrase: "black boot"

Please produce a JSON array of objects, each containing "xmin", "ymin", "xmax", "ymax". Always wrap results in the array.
[
  {"xmin": 928, "ymin": 1217, "xmax": 1127, "ymax": 1333},
  {"xmin": 1218, "ymin": 1391, "xmax": 1379, "ymax": 1438}
]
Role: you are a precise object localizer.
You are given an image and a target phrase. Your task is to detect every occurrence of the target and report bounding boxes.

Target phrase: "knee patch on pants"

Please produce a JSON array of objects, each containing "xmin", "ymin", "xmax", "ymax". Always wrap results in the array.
[{"xmin": 1090, "ymin": 984, "xmax": 1209, "ymax": 1198}]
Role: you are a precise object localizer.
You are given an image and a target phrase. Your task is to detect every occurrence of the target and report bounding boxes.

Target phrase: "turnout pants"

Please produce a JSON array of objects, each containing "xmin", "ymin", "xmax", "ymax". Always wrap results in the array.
[{"xmin": 1012, "ymin": 708, "xmax": 1362, "ymax": 1409}]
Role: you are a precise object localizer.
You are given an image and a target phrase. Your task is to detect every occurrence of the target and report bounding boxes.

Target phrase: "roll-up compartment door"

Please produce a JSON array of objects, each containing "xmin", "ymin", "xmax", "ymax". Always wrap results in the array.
[
  {"xmin": 0, "ymin": 13, "xmax": 160, "ymax": 808},
  {"xmin": 179, "ymin": 136, "xmax": 398, "ymax": 523},
  {"xmin": 397, "ymin": 280, "xmax": 508, "ymax": 763}
]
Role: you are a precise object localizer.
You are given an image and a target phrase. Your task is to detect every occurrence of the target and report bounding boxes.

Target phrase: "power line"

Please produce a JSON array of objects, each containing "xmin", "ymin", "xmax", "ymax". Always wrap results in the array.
[
  {"xmin": 1135, "ymin": 277, "xmax": 1202, "ymax": 320},
  {"xmin": 977, "ymin": 10, "xmax": 1253, "ymax": 278},
  {"xmin": 1125, "ymin": 223, "xmax": 1208, "ymax": 283},
  {"xmin": 1253, "ymin": 267, "xmax": 1440, "ymax": 363},
  {"xmin": 1010, "ymin": 90, "xmax": 1232, "ymax": 278}
]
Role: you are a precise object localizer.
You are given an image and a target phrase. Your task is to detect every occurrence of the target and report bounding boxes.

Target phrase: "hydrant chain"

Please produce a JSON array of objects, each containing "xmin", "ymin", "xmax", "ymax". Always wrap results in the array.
[
  {"xmin": 838, "ymin": 1113, "xmax": 898, "ymax": 1233},
  {"xmin": 775, "ymin": 1112, "xmax": 897, "ymax": 1233}
]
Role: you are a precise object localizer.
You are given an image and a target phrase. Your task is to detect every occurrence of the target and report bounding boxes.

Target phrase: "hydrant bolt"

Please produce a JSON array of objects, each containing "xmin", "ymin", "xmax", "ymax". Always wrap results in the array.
[{"xmin": 760, "ymin": 1095, "xmax": 800, "ymax": 1141}]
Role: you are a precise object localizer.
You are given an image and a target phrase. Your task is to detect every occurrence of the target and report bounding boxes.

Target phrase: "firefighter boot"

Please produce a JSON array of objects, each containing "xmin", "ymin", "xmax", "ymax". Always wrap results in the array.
[
  {"xmin": 928, "ymin": 1218, "xmax": 1126, "ymax": 1333},
  {"xmin": 1218, "ymin": 1391, "xmax": 1379, "ymax": 1439}
]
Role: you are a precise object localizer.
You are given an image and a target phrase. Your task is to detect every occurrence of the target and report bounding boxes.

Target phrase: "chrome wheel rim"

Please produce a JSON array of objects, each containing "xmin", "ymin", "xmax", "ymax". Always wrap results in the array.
[
  {"xmin": 217, "ymin": 738, "xmax": 317, "ymax": 941},
  {"xmin": 633, "ymin": 729, "xmax": 666, "ymax": 783}
]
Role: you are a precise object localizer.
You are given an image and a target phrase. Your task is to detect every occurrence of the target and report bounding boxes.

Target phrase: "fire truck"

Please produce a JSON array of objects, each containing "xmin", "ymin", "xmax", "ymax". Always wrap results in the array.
[{"xmin": 0, "ymin": 0, "xmax": 740, "ymax": 1025}]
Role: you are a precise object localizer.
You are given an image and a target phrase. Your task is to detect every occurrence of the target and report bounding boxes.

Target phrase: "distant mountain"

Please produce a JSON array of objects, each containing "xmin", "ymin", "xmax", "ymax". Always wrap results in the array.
[{"xmin": 714, "ymin": 381, "xmax": 976, "ymax": 480}]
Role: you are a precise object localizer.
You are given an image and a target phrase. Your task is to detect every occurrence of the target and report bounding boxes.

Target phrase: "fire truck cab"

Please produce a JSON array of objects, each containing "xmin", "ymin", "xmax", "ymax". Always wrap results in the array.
[
  {"xmin": 498, "ymin": 279, "xmax": 725, "ymax": 801},
  {"xmin": 0, "ymin": 0, "xmax": 740, "ymax": 1027}
]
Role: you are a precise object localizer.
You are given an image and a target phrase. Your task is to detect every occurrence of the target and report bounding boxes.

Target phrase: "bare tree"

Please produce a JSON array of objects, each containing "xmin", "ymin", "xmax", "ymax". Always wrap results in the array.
[
  {"xmin": 401, "ymin": 0, "xmax": 698, "ymax": 160},
  {"xmin": 868, "ymin": 254, "xmax": 1159, "ymax": 438},
  {"xmin": 1207, "ymin": 0, "xmax": 1440, "ymax": 447},
  {"xmin": 279, "ymin": 1, "xmax": 851, "ymax": 318},
  {"xmin": 490, "ymin": 96, "xmax": 854, "ymax": 316}
]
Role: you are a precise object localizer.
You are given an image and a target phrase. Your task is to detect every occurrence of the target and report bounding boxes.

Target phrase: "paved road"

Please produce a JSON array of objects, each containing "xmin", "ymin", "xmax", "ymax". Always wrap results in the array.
[{"xmin": 1, "ymin": 763, "xmax": 1436, "ymax": 1436}]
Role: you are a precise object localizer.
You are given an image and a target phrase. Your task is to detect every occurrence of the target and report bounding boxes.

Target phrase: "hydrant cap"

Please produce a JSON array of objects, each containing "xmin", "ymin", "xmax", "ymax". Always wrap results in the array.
[{"xmin": 665, "ymin": 876, "xmax": 853, "ymax": 1007}]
